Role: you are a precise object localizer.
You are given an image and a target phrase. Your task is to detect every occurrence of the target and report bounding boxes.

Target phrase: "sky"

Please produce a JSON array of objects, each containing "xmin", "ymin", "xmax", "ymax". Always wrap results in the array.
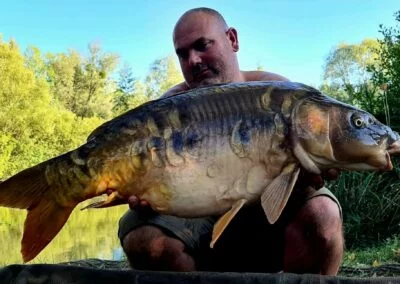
[{"xmin": 0, "ymin": 0, "xmax": 399, "ymax": 87}]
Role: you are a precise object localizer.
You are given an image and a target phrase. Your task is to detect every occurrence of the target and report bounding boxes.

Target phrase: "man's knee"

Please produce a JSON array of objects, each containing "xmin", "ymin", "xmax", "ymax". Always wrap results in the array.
[
  {"xmin": 122, "ymin": 225, "xmax": 196, "ymax": 271},
  {"xmin": 296, "ymin": 196, "xmax": 343, "ymax": 245},
  {"xmin": 284, "ymin": 196, "xmax": 343, "ymax": 275}
]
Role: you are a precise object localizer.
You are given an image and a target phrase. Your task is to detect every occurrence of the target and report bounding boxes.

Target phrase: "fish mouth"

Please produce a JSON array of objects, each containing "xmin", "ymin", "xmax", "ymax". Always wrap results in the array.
[
  {"xmin": 382, "ymin": 140, "xmax": 400, "ymax": 171},
  {"xmin": 387, "ymin": 140, "xmax": 400, "ymax": 155},
  {"xmin": 382, "ymin": 151, "xmax": 393, "ymax": 171}
]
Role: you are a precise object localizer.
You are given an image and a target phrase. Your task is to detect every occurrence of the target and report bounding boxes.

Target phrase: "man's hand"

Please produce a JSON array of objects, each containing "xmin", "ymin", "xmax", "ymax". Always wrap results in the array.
[
  {"xmin": 297, "ymin": 168, "xmax": 340, "ymax": 190},
  {"xmin": 128, "ymin": 195, "xmax": 150, "ymax": 210},
  {"xmin": 127, "ymin": 195, "xmax": 157, "ymax": 216}
]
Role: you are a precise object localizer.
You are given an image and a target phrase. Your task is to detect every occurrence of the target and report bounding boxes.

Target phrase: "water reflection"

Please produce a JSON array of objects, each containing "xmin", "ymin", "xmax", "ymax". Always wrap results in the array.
[{"xmin": 0, "ymin": 204, "xmax": 130, "ymax": 266}]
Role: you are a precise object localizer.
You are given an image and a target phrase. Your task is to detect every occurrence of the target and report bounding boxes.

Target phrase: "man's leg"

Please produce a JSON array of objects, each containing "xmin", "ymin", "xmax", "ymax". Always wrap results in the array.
[
  {"xmin": 121, "ymin": 225, "xmax": 196, "ymax": 271},
  {"xmin": 118, "ymin": 209, "xmax": 215, "ymax": 271},
  {"xmin": 283, "ymin": 195, "xmax": 344, "ymax": 275}
]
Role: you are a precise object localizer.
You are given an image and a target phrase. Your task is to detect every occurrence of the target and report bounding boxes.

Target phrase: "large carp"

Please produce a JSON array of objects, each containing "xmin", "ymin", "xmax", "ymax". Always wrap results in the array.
[{"xmin": 1, "ymin": 81, "xmax": 399, "ymax": 262}]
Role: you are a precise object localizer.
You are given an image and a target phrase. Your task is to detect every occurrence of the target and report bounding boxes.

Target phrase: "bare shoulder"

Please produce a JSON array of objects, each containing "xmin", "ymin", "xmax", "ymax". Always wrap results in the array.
[
  {"xmin": 242, "ymin": 71, "xmax": 290, "ymax": 82},
  {"xmin": 161, "ymin": 82, "xmax": 189, "ymax": 98}
]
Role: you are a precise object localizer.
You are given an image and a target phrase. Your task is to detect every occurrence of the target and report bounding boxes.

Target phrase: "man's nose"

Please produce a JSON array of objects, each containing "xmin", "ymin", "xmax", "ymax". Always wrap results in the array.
[{"xmin": 188, "ymin": 50, "xmax": 202, "ymax": 66}]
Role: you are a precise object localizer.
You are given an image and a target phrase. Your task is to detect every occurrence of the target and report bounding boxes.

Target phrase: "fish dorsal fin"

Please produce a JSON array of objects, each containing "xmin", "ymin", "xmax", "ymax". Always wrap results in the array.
[
  {"xmin": 210, "ymin": 199, "xmax": 247, "ymax": 248},
  {"xmin": 261, "ymin": 163, "xmax": 300, "ymax": 224}
]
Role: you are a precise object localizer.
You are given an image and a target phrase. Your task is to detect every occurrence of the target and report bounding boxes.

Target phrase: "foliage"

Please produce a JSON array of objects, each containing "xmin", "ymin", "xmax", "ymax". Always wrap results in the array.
[
  {"xmin": 342, "ymin": 235, "xmax": 400, "ymax": 267},
  {"xmin": 322, "ymin": 39, "xmax": 383, "ymax": 118},
  {"xmin": 144, "ymin": 55, "xmax": 184, "ymax": 100},
  {"xmin": 327, "ymin": 159, "xmax": 400, "ymax": 249},
  {"xmin": 39, "ymin": 43, "xmax": 119, "ymax": 120},
  {"xmin": 0, "ymin": 38, "xmax": 104, "ymax": 178},
  {"xmin": 112, "ymin": 64, "xmax": 148, "ymax": 116},
  {"xmin": 368, "ymin": 10, "xmax": 400, "ymax": 130},
  {"xmin": 113, "ymin": 63, "xmax": 136, "ymax": 113},
  {"xmin": 0, "ymin": 35, "xmax": 186, "ymax": 181}
]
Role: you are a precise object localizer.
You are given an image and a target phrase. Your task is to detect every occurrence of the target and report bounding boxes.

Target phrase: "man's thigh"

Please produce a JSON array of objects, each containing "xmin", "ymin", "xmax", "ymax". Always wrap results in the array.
[{"xmin": 118, "ymin": 208, "xmax": 216, "ymax": 252}]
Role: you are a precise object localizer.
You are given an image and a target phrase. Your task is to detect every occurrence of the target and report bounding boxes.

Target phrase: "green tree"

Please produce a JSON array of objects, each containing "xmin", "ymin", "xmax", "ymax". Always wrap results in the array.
[
  {"xmin": 369, "ymin": 10, "xmax": 400, "ymax": 130},
  {"xmin": 0, "ymin": 38, "xmax": 104, "ymax": 178},
  {"xmin": 45, "ymin": 43, "xmax": 119, "ymax": 119},
  {"xmin": 80, "ymin": 43, "xmax": 119, "ymax": 118},
  {"xmin": 144, "ymin": 55, "xmax": 183, "ymax": 100},
  {"xmin": 24, "ymin": 45, "xmax": 48, "ymax": 80},
  {"xmin": 46, "ymin": 50, "xmax": 81, "ymax": 109},
  {"xmin": 322, "ymin": 39, "xmax": 382, "ymax": 117},
  {"xmin": 112, "ymin": 63, "xmax": 136, "ymax": 115}
]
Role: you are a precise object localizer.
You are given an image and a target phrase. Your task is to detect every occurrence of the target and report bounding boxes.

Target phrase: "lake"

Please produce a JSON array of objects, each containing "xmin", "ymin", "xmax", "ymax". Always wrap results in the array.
[{"xmin": 0, "ymin": 203, "xmax": 129, "ymax": 266}]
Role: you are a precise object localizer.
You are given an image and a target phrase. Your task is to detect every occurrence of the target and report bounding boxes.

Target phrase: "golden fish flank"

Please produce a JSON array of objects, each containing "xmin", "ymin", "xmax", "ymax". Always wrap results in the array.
[{"xmin": 0, "ymin": 80, "xmax": 399, "ymax": 263}]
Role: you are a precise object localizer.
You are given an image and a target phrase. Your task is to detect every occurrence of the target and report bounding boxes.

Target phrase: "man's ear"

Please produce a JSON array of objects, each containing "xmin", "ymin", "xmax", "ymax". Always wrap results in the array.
[{"xmin": 226, "ymin": 27, "xmax": 239, "ymax": 52}]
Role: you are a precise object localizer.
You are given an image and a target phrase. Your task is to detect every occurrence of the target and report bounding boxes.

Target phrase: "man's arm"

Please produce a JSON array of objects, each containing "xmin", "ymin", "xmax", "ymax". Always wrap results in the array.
[
  {"xmin": 161, "ymin": 82, "xmax": 189, "ymax": 98},
  {"xmin": 161, "ymin": 71, "xmax": 289, "ymax": 99},
  {"xmin": 242, "ymin": 70, "xmax": 290, "ymax": 82}
]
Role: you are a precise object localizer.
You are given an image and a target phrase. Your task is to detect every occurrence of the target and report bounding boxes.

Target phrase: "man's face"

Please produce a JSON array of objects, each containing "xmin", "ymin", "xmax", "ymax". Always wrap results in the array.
[{"xmin": 173, "ymin": 13, "xmax": 238, "ymax": 89}]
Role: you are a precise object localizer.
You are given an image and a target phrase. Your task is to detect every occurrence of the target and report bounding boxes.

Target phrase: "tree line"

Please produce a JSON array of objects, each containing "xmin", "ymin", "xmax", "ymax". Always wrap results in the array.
[
  {"xmin": 321, "ymin": 11, "xmax": 400, "ymax": 129},
  {"xmin": 0, "ymin": 38, "xmax": 183, "ymax": 178}
]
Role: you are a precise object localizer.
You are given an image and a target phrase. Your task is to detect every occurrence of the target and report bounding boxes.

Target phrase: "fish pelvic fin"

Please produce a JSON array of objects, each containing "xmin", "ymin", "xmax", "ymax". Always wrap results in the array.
[
  {"xmin": 261, "ymin": 163, "xmax": 300, "ymax": 224},
  {"xmin": 22, "ymin": 200, "xmax": 74, "ymax": 263},
  {"xmin": 81, "ymin": 191, "xmax": 126, "ymax": 210},
  {"xmin": 210, "ymin": 199, "xmax": 247, "ymax": 248}
]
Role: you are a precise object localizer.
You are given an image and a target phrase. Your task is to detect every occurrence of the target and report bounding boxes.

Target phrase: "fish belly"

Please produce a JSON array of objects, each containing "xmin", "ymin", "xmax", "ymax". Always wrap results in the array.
[{"xmin": 153, "ymin": 143, "xmax": 276, "ymax": 218}]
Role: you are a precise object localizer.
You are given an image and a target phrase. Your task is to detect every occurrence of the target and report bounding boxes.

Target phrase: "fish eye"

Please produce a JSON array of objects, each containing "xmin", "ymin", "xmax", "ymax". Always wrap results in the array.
[{"xmin": 351, "ymin": 114, "xmax": 365, "ymax": 128}]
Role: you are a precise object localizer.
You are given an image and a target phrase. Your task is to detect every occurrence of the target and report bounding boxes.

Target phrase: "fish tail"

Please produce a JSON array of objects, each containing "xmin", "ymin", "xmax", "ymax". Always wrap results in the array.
[{"xmin": 0, "ymin": 158, "xmax": 77, "ymax": 262}]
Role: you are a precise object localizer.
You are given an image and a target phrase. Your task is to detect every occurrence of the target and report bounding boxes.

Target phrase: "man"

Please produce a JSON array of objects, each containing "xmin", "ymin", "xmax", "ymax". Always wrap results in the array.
[{"xmin": 118, "ymin": 7, "xmax": 343, "ymax": 275}]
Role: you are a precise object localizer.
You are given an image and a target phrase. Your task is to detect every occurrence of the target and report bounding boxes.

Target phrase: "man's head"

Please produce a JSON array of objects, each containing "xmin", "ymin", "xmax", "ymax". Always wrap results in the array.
[{"xmin": 173, "ymin": 8, "xmax": 242, "ymax": 89}]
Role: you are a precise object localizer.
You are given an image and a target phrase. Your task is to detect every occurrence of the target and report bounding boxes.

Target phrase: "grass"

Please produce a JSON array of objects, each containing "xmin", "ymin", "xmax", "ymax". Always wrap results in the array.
[
  {"xmin": 327, "ymin": 157, "xmax": 400, "ymax": 250},
  {"xmin": 343, "ymin": 236, "xmax": 400, "ymax": 267}
]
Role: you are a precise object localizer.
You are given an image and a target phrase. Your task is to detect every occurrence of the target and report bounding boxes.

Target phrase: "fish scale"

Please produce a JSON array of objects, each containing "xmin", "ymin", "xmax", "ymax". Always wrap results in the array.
[{"xmin": 0, "ymin": 81, "xmax": 399, "ymax": 262}]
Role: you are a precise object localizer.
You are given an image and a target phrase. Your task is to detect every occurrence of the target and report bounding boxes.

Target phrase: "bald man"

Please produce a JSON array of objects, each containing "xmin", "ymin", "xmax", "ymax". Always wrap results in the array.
[{"xmin": 118, "ymin": 7, "xmax": 344, "ymax": 275}]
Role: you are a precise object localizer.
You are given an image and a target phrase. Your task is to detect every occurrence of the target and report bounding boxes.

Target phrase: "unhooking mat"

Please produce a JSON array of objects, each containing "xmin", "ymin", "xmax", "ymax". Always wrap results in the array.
[{"xmin": 1, "ymin": 264, "xmax": 400, "ymax": 284}]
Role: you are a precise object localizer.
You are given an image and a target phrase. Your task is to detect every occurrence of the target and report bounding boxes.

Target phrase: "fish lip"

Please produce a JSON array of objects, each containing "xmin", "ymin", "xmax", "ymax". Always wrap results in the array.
[
  {"xmin": 382, "ymin": 151, "xmax": 393, "ymax": 171},
  {"xmin": 387, "ymin": 140, "xmax": 400, "ymax": 155}
]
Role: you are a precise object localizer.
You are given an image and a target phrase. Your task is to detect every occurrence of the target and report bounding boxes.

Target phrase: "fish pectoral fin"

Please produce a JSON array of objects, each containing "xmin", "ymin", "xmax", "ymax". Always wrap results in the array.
[
  {"xmin": 261, "ymin": 163, "xmax": 300, "ymax": 224},
  {"xmin": 81, "ymin": 191, "xmax": 125, "ymax": 210},
  {"xmin": 210, "ymin": 198, "xmax": 247, "ymax": 248},
  {"xmin": 22, "ymin": 200, "xmax": 74, "ymax": 263}
]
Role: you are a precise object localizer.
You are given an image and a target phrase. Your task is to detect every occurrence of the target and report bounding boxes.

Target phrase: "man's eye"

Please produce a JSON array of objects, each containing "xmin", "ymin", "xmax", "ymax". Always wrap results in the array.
[
  {"xmin": 194, "ymin": 41, "xmax": 211, "ymax": 52},
  {"xmin": 177, "ymin": 50, "xmax": 188, "ymax": 60}
]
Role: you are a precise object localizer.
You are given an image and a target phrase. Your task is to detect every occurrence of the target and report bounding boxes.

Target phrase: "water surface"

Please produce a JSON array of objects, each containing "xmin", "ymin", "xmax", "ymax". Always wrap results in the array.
[{"xmin": 0, "ymin": 203, "xmax": 129, "ymax": 266}]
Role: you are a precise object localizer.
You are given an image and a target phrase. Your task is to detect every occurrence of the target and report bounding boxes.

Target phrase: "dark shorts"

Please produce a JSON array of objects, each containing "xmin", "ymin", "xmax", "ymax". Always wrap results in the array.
[{"xmin": 118, "ymin": 187, "xmax": 342, "ymax": 272}]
